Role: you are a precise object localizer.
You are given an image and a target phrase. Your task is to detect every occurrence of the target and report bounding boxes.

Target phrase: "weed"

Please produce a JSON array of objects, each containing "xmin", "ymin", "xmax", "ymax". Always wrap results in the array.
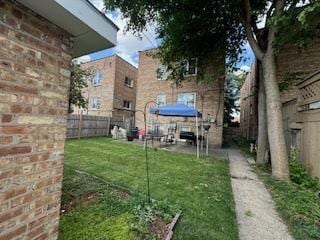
[{"xmin": 289, "ymin": 148, "xmax": 319, "ymax": 191}]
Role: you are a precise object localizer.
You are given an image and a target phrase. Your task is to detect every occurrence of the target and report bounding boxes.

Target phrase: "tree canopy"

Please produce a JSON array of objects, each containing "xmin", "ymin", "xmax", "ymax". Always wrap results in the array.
[
  {"xmin": 68, "ymin": 63, "xmax": 92, "ymax": 113},
  {"xmin": 105, "ymin": 0, "xmax": 319, "ymax": 79}
]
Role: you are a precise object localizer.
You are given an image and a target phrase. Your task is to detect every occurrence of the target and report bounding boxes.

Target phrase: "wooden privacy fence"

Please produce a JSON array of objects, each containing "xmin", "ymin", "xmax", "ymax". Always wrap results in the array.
[{"xmin": 66, "ymin": 114, "xmax": 111, "ymax": 139}]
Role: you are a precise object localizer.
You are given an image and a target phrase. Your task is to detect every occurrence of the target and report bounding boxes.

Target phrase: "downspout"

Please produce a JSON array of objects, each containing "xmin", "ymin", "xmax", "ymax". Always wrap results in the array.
[{"xmin": 247, "ymin": 72, "xmax": 251, "ymax": 140}]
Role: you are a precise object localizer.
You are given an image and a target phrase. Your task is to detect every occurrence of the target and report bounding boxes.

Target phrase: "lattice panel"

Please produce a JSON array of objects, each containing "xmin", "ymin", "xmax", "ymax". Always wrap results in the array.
[{"xmin": 299, "ymin": 80, "xmax": 320, "ymax": 103}]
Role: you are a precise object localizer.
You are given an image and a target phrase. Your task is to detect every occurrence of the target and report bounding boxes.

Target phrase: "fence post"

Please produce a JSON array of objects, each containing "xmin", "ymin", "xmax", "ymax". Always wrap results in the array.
[
  {"xmin": 106, "ymin": 117, "xmax": 111, "ymax": 137},
  {"xmin": 78, "ymin": 111, "xmax": 83, "ymax": 139}
]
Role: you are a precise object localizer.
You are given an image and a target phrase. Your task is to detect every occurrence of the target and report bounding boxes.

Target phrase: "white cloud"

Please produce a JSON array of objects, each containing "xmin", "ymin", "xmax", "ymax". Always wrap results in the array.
[
  {"xmin": 240, "ymin": 65, "xmax": 250, "ymax": 72},
  {"xmin": 89, "ymin": 0, "xmax": 158, "ymax": 66},
  {"xmin": 73, "ymin": 55, "xmax": 91, "ymax": 64}
]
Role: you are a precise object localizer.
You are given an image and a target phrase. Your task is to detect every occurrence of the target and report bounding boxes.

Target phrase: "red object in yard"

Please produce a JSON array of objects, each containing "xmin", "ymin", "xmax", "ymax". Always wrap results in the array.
[{"xmin": 139, "ymin": 129, "xmax": 145, "ymax": 137}]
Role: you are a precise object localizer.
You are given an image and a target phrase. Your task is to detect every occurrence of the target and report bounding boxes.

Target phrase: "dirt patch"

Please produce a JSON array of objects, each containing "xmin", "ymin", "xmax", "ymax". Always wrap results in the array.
[
  {"xmin": 150, "ymin": 216, "xmax": 170, "ymax": 240},
  {"xmin": 113, "ymin": 189, "xmax": 130, "ymax": 199},
  {"xmin": 61, "ymin": 192, "xmax": 98, "ymax": 214}
]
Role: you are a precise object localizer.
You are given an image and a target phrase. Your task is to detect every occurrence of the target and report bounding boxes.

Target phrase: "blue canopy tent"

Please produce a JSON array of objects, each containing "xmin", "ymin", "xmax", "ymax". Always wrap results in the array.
[
  {"xmin": 150, "ymin": 103, "xmax": 202, "ymax": 117},
  {"xmin": 149, "ymin": 103, "xmax": 202, "ymax": 158}
]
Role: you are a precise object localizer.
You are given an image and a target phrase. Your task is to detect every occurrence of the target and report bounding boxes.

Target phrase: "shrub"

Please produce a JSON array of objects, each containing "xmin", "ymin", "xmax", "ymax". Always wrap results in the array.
[{"xmin": 289, "ymin": 148, "xmax": 319, "ymax": 191}]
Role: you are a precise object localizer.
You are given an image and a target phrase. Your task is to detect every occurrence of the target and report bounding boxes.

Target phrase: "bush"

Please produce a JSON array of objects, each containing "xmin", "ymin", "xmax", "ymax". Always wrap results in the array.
[{"xmin": 289, "ymin": 148, "xmax": 319, "ymax": 191}]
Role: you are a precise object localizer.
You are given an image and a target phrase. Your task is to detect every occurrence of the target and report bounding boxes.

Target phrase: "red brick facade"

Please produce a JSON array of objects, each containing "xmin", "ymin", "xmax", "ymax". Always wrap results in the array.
[
  {"xmin": 0, "ymin": 1, "xmax": 73, "ymax": 239},
  {"xmin": 78, "ymin": 56, "xmax": 137, "ymax": 125},
  {"xmin": 135, "ymin": 49, "xmax": 225, "ymax": 148}
]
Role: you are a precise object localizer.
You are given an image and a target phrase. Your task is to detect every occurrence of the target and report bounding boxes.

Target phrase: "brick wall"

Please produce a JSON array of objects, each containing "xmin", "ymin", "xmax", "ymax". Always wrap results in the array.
[
  {"xmin": 136, "ymin": 49, "xmax": 225, "ymax": 148},
  {"xmin": 240, "ymin": 37, "xmax": 320, "ymax": 143},
  {"xmin": 80, "ymin": 56, "xmax": 116, "ymax": 117},
  {"xmin": 0, "ymin": 1, "xmax": 72, "ymax": 239},
  {"xmin": 240, "ymin": 61, "xmax": 258, "ymax": 141},
  {"xmin": 79, "ymin": 56, "xmax": 137, "ymax": 125},
  {"xmin": 112, "ymin": 56, "xmax": 137, "ymax": 123},
  {"xmin": 276, "ymin": 39, "xmax": 320, "ymax": 103}
]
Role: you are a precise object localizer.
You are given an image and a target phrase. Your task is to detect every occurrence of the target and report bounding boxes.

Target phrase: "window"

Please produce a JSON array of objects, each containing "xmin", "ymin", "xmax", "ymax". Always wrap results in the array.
[
  {"xmin": 124, "ymin": 76, "xmax": 133, "ymax": 87},
  {"xmin": 91, "ymin": 97, "xmax": 101, "ymax": 110},
  {"xmin": 309, "ymin": 101, "xmax": 320, "ymax": 110},
  {"xmin": 180, "ymin": 126, "xmax": 190, "ymax": 132},
  {"xmin": 123, "ymin": 100, "xmax": 132, "ymax": 109},
  {"xmin": 186, "ymin": 58, "xmax": 198, "ymax": 76},
  {"xmin": 177, "ymin": 93, "xmax": 196, "ymax": 108},
  {"xmin": 157, "ymin": 64, "xmax": 168, "ymax": 80},
  {"xmin": 299, "ymin": 101, "xmax": 320, "ymax": 111},
  {"xmin": 156, "ymin": 95, "xmax": 166, "ymax": 106},
  {"xmin": 92, "ymin": 70, "xmax": 102, "ymax": 86}
]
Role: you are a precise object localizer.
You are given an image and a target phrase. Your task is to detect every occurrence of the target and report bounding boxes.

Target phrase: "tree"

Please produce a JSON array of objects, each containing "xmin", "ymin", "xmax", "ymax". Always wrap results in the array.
[
  {"xmin": 224, "ymin": 70, "xmax": 245, "ymax": 126},
  {"xmin": 104, "ymin": 0, "xmax": 319, "ymax": 180},
  {"xmin": 68, "ymin": 63, "xmax": 92, "ymax": 113}
]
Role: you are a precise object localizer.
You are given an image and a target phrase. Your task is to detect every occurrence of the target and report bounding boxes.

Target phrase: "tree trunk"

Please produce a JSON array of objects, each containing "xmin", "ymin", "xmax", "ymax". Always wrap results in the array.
[
  {"xmin": 262, "ymin": 50, "xmax": 290, "ymax": 180},
  {"xmin": 256, "ymin": 62, "xmax": 269, "ymax": 166}
]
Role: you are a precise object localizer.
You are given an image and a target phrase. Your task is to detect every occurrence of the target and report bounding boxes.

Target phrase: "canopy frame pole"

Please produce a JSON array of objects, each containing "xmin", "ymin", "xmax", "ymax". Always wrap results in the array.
[{"xmin": 196, "ymin": 113, "xmax": 199, "ymax": 159}]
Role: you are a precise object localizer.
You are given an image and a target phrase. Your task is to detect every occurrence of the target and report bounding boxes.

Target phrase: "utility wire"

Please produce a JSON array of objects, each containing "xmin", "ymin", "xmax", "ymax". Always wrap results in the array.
[{"xmin": 142, "ymin": 31, "xmax": 157, "ymax": 48}]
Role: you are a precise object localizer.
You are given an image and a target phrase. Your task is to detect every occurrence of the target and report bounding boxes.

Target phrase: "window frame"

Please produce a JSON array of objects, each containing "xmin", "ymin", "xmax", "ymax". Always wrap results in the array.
[
  {"xmin": 91, "ymin": 97, "xmax": 101, "ymax": 110},
  {"xmin": 124, "ymin": 76, "xmax": 134, "ymax": 88},
  {"xmin": 92, "ymin": 70, "xmax": 102, "ymax": 86},
  {"xmin": 156, "ymin": 95, "xmax": 166, "ymax": 107},
  {"xmin": 157, "ymin": 64, "xmax": 168, "ymax": 81},
  {"xmin": 180, "ymin": 126, "xmax": 191, "ymax": 132},
  {"xmin": 123, "ymin": 100, "xmax": 132, "ymax": 110},
  {"xmin": 177, "ymin": 92, "xmax": 196, "ymax": 108},
  {"xmin": 185, "ymin": 58, "xmax": 198, "ymax": 76}
]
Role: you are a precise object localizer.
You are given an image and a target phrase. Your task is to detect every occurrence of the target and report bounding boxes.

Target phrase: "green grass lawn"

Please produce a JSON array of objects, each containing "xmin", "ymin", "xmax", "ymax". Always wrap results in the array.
[
  {"xmin": 258, "ymin": 170, "xmax": 320, "ymax": 240},
  {"xmin": 59, "ymin": 166, "xmax": 135, "ymax": 240},
  {"xmin": 62, "ymin": 138, "xmax": 239, "ymax": 240}
]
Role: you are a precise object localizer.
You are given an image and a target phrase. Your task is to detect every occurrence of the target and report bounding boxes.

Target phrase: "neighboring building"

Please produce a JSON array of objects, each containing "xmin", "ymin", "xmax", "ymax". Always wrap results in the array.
[
  {"xmin": 239, "ymin": 61, "xmax": 259, "ymax": 141},
  {"xmin": 240, "ymin": 38, "xmax": 320, "ymax": 177},
  {"xmin": 0, "ymin": 0, "xmax": 117, "ymax": 239},
  {"xmin": 135, "ymin": 49, "xmax": 225, "ymax": 148},
  {"xmin": 77, "ymin": 55, "xmax": 138, "ymax": 126}
]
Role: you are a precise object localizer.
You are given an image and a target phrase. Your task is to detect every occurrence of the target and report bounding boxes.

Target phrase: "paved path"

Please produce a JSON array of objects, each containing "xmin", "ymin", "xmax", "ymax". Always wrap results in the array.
[{"xmin": 228, "ymin": 149, "xmax": 293, "ymax": 240}]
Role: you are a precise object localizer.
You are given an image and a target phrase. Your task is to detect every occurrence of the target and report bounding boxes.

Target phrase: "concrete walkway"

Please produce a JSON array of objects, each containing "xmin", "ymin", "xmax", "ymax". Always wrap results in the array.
[{"xmin": 228, "ymin": 149, "xmax": 293, "ymax": 240}]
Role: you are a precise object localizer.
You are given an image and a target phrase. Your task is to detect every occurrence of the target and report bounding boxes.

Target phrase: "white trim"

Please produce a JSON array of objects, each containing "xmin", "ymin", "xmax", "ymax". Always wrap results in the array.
[{"xmin": 17, "ymin": 0, "xmax": 118, "ymax": 57}]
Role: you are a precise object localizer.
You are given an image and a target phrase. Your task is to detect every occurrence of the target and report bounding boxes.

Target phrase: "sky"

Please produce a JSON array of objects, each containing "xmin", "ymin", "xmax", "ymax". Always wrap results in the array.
[{"xmin": 76, "ymin": 0, "xmax": 254, "ymax": 70}]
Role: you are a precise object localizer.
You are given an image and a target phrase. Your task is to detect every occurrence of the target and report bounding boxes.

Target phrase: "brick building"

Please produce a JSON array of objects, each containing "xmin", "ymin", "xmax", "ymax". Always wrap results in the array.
[
  {"xmin": 239, "ymin": 61, "xmax": 259, "ymax": 141},
  {"xmin": 135, "ymin": 49, "xmax": 225, "ymax": 148},
  {"xmin": 240, "ymin": 38, "xmax": 320, "ymax": 177},
  {"xmin": 0, "ymin": 0, "xmax": 117, "ymax": 239},
  {"xmin": 77, "ymin": 55, "xmax": 138, "ymax": 125}
]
